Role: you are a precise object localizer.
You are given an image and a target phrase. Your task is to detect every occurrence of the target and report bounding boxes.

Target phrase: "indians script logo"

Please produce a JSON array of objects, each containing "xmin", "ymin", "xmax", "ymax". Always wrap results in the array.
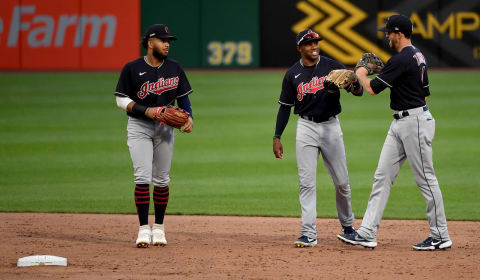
[
  {"xmin": 297, "ymin": 76, "xmax": 327, "ymax": 101},
  {"xmin": 137, "ymin": 77, "xmax": 179, "ymax": 99}
]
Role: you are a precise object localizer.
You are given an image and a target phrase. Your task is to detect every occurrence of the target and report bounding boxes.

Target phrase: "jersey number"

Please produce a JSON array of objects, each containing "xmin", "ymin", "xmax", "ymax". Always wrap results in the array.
[{"xmin": 207, "ymin": 41, "xmax": 252, "ymax": 66}]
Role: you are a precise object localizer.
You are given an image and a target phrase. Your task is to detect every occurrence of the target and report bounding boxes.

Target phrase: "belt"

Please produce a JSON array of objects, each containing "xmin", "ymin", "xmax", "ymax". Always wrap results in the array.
[
  {"xmin": 300, "ymin": 115, "xmax": 335, "ymax": 123},
  {"xmin": 393, "ymin": 105, "xmax": 428, "ymax": 120}
]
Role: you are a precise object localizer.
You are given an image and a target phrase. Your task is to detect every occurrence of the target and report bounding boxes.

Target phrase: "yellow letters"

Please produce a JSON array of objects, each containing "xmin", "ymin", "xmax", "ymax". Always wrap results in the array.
[{"xmin": 456, "ymin": 12, "xmax": 480, "ymax": 39}]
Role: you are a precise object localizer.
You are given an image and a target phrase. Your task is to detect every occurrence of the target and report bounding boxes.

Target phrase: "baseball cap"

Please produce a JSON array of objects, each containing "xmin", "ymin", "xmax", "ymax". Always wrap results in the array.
[
  {"xmin": 296, "ymin": 29, "xmax": 323, "ymax": 46},
  {"xmin": 378, "ymin": 14, "xmax": 413, "ymax": 37},
  {"xmin": 144, "ymin": 24, "xmax": 177, "ymax": 41}
]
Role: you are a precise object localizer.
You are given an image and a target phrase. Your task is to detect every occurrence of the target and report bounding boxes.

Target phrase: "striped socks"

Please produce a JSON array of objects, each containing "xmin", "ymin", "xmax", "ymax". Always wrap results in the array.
[
  {"xmin": 134, "ymin": 184, "xmax": 150, "ymax": 226},
  {"xmin": 153, "ymin": 186, "xmax": 169, "ymax": 224}
]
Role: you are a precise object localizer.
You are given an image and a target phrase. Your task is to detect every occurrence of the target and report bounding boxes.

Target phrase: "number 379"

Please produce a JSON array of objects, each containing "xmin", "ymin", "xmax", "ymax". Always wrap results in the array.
[{"xmin": 207, "ymin": 41, "xmax": 252, "ymax": 66}]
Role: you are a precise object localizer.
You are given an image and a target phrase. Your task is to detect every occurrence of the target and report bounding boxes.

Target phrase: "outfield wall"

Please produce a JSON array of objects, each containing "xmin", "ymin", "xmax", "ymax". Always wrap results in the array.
[
  {"xmin": 0, "ymin": 0, "xmax": 479, "ymax": 70},
  {"xmin": 0, "ymin": 0, "xmax": 140, "ymax": 70}
]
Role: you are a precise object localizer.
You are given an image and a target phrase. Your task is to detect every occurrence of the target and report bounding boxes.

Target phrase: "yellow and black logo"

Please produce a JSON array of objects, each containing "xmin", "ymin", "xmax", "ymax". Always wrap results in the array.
[{"xmin": 292, "ymin": 0, "xmax": 392, "ymax": 64}]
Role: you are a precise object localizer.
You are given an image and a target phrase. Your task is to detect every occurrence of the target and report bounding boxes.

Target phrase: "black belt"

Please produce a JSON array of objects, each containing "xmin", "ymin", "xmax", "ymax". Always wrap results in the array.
[
  {"xmin": 300, "ymin": 115, "xmax": 334, "ymax": 123},
  {"xmin": 393, "ymin": 106, "xmax": 428, "ymax": 120}
]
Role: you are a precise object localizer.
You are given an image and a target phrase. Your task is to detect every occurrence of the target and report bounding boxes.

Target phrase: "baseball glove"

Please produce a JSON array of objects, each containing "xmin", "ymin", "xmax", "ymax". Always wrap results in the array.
[
  {"xmin": 355, "ymin": 53, "xmax": 384, "ymax": 75},
  {"xmin": 325, "ymin": 69, "xmax": 358, "ymax": 89},
  {"xmin": 153, "ymin": 105, "xmax": 190, "ymax": 129}
]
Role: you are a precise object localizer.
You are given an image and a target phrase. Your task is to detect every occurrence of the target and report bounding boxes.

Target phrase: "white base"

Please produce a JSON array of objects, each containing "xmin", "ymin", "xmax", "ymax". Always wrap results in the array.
[{"xmin": 17, "ymin": 255, "xmax": 67, "ymax": 267}]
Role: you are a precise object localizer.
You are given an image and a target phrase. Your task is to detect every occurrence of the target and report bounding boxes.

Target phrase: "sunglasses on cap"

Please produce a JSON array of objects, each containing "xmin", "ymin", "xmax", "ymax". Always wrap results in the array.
[{"xmin": 297, "ymin": 30, "xmax": 321, "ymax": 45}]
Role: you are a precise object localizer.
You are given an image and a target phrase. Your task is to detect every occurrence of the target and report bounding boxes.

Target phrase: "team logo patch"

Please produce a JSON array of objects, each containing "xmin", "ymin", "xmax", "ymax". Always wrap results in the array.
[
  {"xmin": 137, "ymin": 76, "xmax": 179, "ymax": 99},
  {"xmin": 296, "ymin": 76, "xmax": 327, "ymax": 101}
]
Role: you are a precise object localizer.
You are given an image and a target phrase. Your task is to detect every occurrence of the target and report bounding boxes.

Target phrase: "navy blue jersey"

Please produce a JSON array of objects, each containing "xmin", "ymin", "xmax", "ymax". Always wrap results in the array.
[
  {"xmin": 371, "ymin": 45, "xmax": 430, "ymax": 111},
  {"xmin": 279, "ymin": 56, "xmax": 346, "ymax": 119},
  {"xmin": 115, "ymin": 56, "xmax": 192, "ymax": 119}
]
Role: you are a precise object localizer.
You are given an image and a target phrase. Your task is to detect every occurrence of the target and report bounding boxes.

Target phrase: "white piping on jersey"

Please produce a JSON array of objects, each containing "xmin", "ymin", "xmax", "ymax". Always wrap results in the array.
[
  {"xmin": 176, "ymin": 89, "xmax": 193, "ymax": 98},
  {"xmin": 278, "ymin": 101, "xmax": 294, "ymax": 106},
  {"xmin": 114, "ymin": 91, "xmax": 128, "ymax": 97},
  {"xmin": 299, "ymin": 57, "xmax": 320, "ymax": 67},
  {"xmin": 376, "ymin": 76, "xmax": 393, "ymax": 88},
  {"xmin": 423, "ymin": 84, "xmax": 429, "ymax": 88},
  {"xmin": 143, "ymin": 56, "xmax": 164, "ymax": 68}
]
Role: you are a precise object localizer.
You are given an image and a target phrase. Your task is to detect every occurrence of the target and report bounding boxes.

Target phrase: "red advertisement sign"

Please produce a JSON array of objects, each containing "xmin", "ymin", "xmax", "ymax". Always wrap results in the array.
[{"xmin": 0, "ymin": 0, "xmax": 140, "ymax": 70}]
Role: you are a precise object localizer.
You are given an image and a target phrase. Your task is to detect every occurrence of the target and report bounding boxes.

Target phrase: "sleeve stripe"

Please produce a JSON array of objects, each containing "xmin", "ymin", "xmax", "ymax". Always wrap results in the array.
[
  {"xmin": 278, "ymin": 101, "xmax": 294, "ymax": 106},
  {"xmin": 423, "ymin": 84, "xmax": 429, "ymax": 88},
  {"xmin": 176, "ymin": 89, "xmax": 193, "ymax": 98},
  {"xmin": 114, "ymin": 92, "xmax": 128, "ymax": 97},
  {"xmin": 376, "ymin": 77, "xmax": 393, "ymax": 88}
]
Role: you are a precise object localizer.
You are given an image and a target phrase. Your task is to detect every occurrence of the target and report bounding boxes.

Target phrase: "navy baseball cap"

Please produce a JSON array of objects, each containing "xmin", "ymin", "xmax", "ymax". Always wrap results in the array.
[
  {"xmin": 378, "ymin": 14, "xmax": 413, "ymax": 37},
  {"xmin": 144, "ymin": 24, "xmax": 177, "ymax": 41},
  {"xmin": 296, "ymin": 29, "xmax": 323, "ymax": 46}
]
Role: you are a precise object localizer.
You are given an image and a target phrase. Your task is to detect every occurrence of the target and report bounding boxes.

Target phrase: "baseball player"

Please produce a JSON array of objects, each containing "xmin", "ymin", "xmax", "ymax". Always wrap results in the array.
[
  {"xmin": 114, "ymin": 24, "xmax": 194, "ymax": 248},
  {"xmin": 273, "ymin": 29, "xmax": 363, "ymax": 247},
  {"xmin": 337, "ymin": 15, "xmax": 452, "ymax": 250}
]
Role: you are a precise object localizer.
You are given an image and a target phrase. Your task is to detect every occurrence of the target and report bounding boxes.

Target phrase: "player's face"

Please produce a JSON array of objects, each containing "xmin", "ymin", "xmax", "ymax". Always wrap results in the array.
[
  {"xmin": 298, "ymin": 41, "xmax": 319, "ymax": 62},
  {"xmin": 151, "ymin": 38, "xmax": 170, "ymax": 61},
  {"xmin": 386, "ymin": 32, "xmax": 399, "ymax": 50}
]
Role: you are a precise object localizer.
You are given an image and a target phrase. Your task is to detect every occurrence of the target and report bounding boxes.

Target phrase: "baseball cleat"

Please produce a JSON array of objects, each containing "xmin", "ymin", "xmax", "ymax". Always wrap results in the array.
[
  {"xmin": 337, "ymin": 232, "xmax": 377, "ymax": 249},
  {"xmin": 152, "ymin": 223, "xmax": 167, "ymax": 246},
  {"xmin": 341, "ymin": 225, "xmax": 356, "ymax": 235},
  {"xmin": 412, "ymin": 237, "xmax": 452, "ymax": 251},
  {"xmin": 136, "ymin": 225, "xmax": 151, "ymax": 248},
  {"xmin": 294, "ymin": 235, "xmax": 317, "ymax": 247}
]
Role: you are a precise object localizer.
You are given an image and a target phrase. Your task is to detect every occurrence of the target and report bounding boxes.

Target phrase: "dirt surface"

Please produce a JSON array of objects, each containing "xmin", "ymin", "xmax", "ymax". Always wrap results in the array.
[{"xmin": 1, "ymin": 213, "xmax": 479, "ymax": 279}]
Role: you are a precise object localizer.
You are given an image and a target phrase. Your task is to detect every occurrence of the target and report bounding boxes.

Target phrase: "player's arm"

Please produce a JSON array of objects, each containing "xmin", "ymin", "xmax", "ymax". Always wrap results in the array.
[
  {"xmin": 116, "ymin": 96, "xmax": 134, "ymax": 110},
  {"xmin": 115, "ymin": 96, "xmax": 161, "ymax": 121},
  {"xmin": 177, "ymin": 95, "xmax": 193, "ymax": 133},
  {"xmin": 176, "ymin": 68, "xmax": 194, "ymax": 132},
  {"xmin": 273, "ymin": 105, "xmax": 291, "ymax": 159},
  {"xmin": 355, "ymin": 67, "xmax": 375, "ymax": 95},
  {"xmin": 422, "ymin": 65, "xmax": 430, "ymax": 102}
]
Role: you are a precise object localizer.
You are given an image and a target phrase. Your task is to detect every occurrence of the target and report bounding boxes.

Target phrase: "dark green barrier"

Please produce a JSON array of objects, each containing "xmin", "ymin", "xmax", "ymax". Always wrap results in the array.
[
  {"xmin": 141, "ymin": 0, "xmax": 259, "ymax": 68},
  {"xmin": 141, "ymin": 0, "xmax": 201, "ymax": 67}
]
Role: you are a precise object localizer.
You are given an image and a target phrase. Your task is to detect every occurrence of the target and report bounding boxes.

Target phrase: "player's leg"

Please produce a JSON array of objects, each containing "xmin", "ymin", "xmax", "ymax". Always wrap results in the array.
[
  {"xmin": 401, "ymin": 112, "xmax": 451, "ymax": 249},
  {"xmin": 294, "ymin": 118, "xmax": 320, "ymax": 247},
  {"xmin": 317, "ymin": 117, "xmax": 354, "ymax": 231},
  {"xmin": 355, "ymin": 122, "xmax": 406, "ymax": 243},
  {"xmin": 127, "ymin": 117, "xmax": 155, "ymax": 247},
  {"xmin": 151, "ymin": 124, "xmax": 174, "ymax": 246}
]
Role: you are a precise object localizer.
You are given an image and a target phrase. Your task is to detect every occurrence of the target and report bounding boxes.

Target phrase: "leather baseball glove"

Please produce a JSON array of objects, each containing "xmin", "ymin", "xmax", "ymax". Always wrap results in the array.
[
  {"xmin": 355, "ymin": 53, "xmax": 384, "ymax": 75},
  {"xmin": 153, "ymin": 105, "xmax": 190, "ymax": 129},
  {"xmin": 325, "ymin": 69, "xmax": 358, "ymax": 89}
]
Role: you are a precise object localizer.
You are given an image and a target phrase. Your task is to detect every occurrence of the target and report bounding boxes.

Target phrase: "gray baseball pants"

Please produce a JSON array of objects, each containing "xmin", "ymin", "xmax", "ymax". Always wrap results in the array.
[
  {"xmin": 296, "ymin": 116, "xmax": 355, "ymax": 239},
  {"xmin": 357, "ymin": 107, "xmax": 450, "ymax": 242},
  {"xmin": 127, "ymin": 117, "xmax": 174, "ymax": 187}
]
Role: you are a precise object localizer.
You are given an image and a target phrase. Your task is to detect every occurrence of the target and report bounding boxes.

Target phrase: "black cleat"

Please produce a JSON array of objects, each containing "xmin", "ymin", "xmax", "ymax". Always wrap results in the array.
[
  {"xmin": 413, "ymin": 237, "xmax": 452, "ymax": 251},
  {"xmin": 337, "ymin": 232, "xmax": 377, "ymax": 249},
  {"xmin": 294, "ymin": 235, "xmax": 317, "ymax": 247}
]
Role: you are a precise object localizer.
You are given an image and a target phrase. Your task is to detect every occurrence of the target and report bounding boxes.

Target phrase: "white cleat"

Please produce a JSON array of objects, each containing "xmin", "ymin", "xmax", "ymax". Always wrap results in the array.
[
  {"xmin": 136, "ymin": 225, "xmax": 151, "ymax": 248},
  {"xmin": 152, "ymin": 224, "xmax": 167, "ymax": 246}
]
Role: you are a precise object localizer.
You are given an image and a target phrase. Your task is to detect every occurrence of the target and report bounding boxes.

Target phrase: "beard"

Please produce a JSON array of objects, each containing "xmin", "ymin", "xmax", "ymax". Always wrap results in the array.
[
  {"xmin": 153, "ymin": 46, "xmax": 167, "ymax": 61},
  {"xmin": 388, "ymin": 37, "xmax": 398, "ymax": 50}
]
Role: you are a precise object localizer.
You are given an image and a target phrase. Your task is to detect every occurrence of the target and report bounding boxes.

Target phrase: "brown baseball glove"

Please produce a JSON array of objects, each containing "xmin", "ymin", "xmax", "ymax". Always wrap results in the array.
[
  {"xmin": 355, "ymin": 53, "xmax": 384, "ymax": 75},
  {"xmin": 325, "ymin": 69, "xmax": 358, "ymax": 89},
  {"xmin": 153, "ymin": 105, "xmax": 190, "ymax": 129}
]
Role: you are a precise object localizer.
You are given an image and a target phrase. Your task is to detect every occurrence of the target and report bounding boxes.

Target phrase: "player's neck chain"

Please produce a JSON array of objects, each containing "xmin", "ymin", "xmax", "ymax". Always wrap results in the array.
[
  {"xmin": 144, "ymin": 56, "xmax": 164, "ymax": 68},
  {"xmin": 300, "ymin": 57, "xmax": 320, "ymax": 68}
]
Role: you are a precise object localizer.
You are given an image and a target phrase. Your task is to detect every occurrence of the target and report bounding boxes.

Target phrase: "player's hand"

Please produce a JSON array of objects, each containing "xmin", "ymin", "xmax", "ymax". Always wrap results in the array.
[
  {"xmin": 273, "ymin": 138, "xmax": 283, "ymax": 159},
  {"xmin": 145, "ymin": 106, "xmax": 164, "ymax": 121},
  {"xmin": 181, "ymin": 117, "xmax": 194, "ymax": 133}
]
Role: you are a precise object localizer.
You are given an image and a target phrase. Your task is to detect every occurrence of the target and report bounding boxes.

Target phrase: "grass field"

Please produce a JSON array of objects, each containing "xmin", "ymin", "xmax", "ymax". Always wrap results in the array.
[{"xmin": 0, "ymin": 71, "xmax": 479, "ymax": 220}]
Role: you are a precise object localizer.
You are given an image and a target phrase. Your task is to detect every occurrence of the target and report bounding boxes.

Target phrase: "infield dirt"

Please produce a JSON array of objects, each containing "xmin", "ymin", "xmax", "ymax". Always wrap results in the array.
[{"xmin": 1, "ymin": 213, "xmax": 478, "ymax": 279}]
